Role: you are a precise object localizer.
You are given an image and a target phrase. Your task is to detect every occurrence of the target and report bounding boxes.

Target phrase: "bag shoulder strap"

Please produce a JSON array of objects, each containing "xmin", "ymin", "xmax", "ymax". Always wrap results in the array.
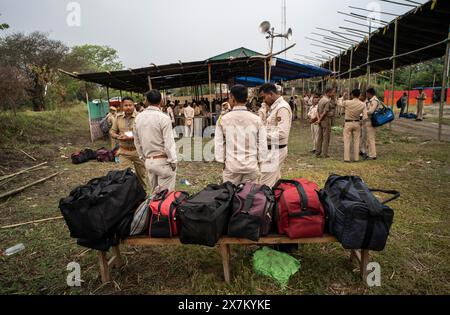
[{"xmin": 275, "ymin": 179, "xmax": 308, "ymax": 211}]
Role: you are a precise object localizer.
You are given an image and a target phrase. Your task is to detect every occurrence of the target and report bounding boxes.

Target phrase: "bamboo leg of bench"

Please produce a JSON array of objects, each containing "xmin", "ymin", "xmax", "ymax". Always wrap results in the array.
[
  {"xmin": 219, "ymin": 244, "xmax": 231, "ymax": 284},
  {"xmin": 360, "ymin": 250, "xmax": 370, "ymax": 280},
  {"xmin": 97, "ymin": 251, "xmax": 111, "ymax": 284},
  {"xmin": 110, "ymin": 246, "xmax": 123, "ymax": 269}
]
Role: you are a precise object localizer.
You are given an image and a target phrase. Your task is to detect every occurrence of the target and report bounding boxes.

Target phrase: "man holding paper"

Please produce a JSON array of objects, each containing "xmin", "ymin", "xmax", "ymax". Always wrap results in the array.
[{"xmin": 110, "ymin": 97, "xmax": 148, "ymax": 191}]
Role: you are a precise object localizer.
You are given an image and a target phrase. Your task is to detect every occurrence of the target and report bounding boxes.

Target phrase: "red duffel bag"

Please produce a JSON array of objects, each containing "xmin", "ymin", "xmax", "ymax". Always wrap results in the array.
[
  {"xmin": 273, "ymin": 179, "xmax": 325, "ymax": 239},
  {"xmin": 149, "ymin": 190, "xmax": 189, "ymax": 238}
]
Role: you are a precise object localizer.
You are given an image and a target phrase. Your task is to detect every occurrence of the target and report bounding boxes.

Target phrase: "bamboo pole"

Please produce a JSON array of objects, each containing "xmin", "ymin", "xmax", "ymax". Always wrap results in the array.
[
  {"xmin": 0, "ymin": 172, "xmax": 60, "ymax": 200},
  {"xmin": 0, "ymin": 163, "xmax": 48, "ymax": 182},
  {"xmin": 208, "ymin": 64, "xmax": 213, "ymax": 113},
  {"xmin": 348, "ymin": 48, "xmax": 354, "ymax": 95},
  {"xmin": 1, "ymin": 216, "xmax": 63, "ymax": 229},
  {"xmin": 367, "ymin": 20, "xmax": 372, "ymax": 87},
  {"xmin": 391, "ymin": 19, "xmax": 399, "ymax": 113},
  {"xmin": 438, "ymin": 26, "xmax": 450, "ymax": 142},
  {"xmin": 147, "ymin": 75, "xmax": 153, "ymax": 91},
  {"xmin": 407, "ymin": 66, "xmax": 412, "ymax": 113}
]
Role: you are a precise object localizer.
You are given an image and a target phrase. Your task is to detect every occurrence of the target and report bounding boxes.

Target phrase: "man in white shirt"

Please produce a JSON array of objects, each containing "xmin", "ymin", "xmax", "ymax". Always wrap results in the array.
[{"xmin": 183, "ymin": 103, "xmax": 195, "ymax": 138}]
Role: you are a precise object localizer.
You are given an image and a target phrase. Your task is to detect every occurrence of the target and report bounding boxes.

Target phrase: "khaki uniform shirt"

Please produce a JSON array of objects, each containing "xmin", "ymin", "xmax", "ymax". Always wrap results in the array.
[
  {"xmin": 215, "ymin": 105, "xmax": 268, "ymax": 174},
  {"xmin": 367, "ymin": 96, "xmax": 381, "ymax": 116},
  {"xmin": 134, "ymin": 106, "xmax": 177, "ymax": 164},
  {"xmin": 110, "ymin": 112, "xmax": 137, "ymax": 150},
  {"xmin": 417, "ymin": 92, "xmax": 426, "ymax": 105},
  {"xmin": 307, "ymin": 104, "xmax": 318, "ymax": 120},
  {"xmin": 317, "ymin": 96, "xmax": 332, "ymax": 121},
  {"xmin": 266, "ymin": 96, "xmax": 293, "ymax": 146},
  {"xmin": 340, "ymin": 99, "xmax": 368, "ymax": 121}
]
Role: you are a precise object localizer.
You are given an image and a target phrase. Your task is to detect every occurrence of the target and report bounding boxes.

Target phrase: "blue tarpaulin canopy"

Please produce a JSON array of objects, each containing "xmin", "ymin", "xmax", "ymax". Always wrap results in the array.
[{"xmin": 61, "ymin": 48, "xmax": 331, "ymax": 92}]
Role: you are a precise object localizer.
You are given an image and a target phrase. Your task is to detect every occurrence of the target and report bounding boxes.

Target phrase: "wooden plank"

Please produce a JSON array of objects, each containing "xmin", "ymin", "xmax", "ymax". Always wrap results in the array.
[
  {"xmin": 97, "ymin": 251, "xmax": 111, "ymax": 283},
  {"xmin": 219, "ymin": 244, "xmax": 231, "ymax": 284},
  {"xmin": 360, "ymin": 249, "xmax": 370, "ymax": 279},
  {"xmin": 122, "ymin": 235, "xmax": 338, "ymax": 246}
]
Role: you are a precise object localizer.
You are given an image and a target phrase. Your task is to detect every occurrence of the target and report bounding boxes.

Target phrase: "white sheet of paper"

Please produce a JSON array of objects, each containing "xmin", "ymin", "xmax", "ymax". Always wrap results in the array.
[{"xmin": 125, "ymin": 131, "xmax": 133, "ymax": 138}]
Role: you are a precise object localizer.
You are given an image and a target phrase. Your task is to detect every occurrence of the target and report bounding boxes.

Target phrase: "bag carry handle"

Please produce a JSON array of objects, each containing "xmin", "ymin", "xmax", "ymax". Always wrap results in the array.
[
  {"xmin": 274, "ymin": 180, "xmax": 308, "ymax": 211},
  {"xmin": 369, "ymin": 189, "xmax": 400, "ymax": 205}
]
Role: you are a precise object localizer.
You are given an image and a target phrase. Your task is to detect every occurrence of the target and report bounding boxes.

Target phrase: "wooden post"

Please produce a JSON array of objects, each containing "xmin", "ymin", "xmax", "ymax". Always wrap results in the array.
[
  {"xmin": 390, "ymin": 19, "xmax": 399, "ymax": 129},
  {"xmin": 98, "ymin": 251, "xmax": 111, "ymax": 283},
  {"xmin": 367, "ymin": 20, "xmax": 372, "ymax": 87},
  {"xmin": 264, "ymin": 60, "xmax": 268, "ymax": 83},
  {"xmin": 147, "ymin": 75, "xmax": 153, "ymax": 91},
  {"xmin": 219, "ymin": 244, "xmax": 231, "ymax": 284},
  {"xmin": 439, "ymin": 25, "xmax": 450, "ymax": 142},
  {"xmin": 348, "ymin": 48, "xmax": 353, "ymax": 95},
  {"xmin": 106, "ymin": 86, "xmax": 110, "ymax": 103},
  {"xmin": 111, "ymin": 246, "xmax": 123, "ymax": 269},
  {"xmin": 407, "ymin": 66, "xmax": 412, "ymax": 113},
  {"xmin": 360, "ymin": 250, "xmax": 370, "ymax": 280},
  {"xmin": 208, "ymin": 64, "xmax": 213, "ymax": 113}
]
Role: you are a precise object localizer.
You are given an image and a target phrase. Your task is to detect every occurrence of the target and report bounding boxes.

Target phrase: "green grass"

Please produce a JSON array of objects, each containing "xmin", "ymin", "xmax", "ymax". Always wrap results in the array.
[{"xmin": 0, "ymin": 108, "xmax": 449, "ymax": 295}]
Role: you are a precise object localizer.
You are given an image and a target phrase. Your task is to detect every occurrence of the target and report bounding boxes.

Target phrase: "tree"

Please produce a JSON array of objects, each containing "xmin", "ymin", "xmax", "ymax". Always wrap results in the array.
[
  {"xmin": 58, "ymin": 44, "xmax": 123, "ymax": 103},
  {"xmin": 0, "ymin": 32, "xmax": 68, "ymax": 111},
  {"xmin": 0, "ymin": 66, "xmax": 29, "ymax": 115},
  {"xmin": 0, "ymin": 13, "xmax": 9, "ymax": 30}
]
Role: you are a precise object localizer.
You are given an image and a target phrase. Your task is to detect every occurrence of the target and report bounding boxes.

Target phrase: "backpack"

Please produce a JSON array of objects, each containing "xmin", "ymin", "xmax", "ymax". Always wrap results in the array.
[
  {"xmin": 71, "ymin": 149, "xmax": 97, "ymax": 165},
  {"xmin": 59, "ymin": 169, "xmax": 146, "ymax": 251},
  {"xmin": 319, "ymin": 175, "xmax": 400, "ymax": 251},
  {"xmin": 273, "ymin": 179, "xmax": 325, "ymax": 239},
  {"xmin": 149, "ymin": 190, "xmax": 189, "ymax": 238},
  {"xmin": 396, "ymin": 98, "xmax": 403, "ymax": 109},
  {"xmin": 178, "ymin": 182, "xmax": 235, "ymax": 247},
  {"xmin": 96, "ymin": 147, "xmax": 114, "ymax": 162},
  {"xmin": 228, "ymin": 182, "xmax": 275, "ymax": 242},
  {"xmin": 100, "ymin": 116, "xmax": 112, "ymax": 135}
]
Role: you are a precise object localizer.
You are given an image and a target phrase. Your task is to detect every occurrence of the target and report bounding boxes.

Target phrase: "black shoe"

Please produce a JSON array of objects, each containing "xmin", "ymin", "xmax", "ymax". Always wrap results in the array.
[
  {"xmin": 365, "ymin": 157, "xmax": 377, "ymax": 161},
  {"xmin": 309, "ymin": 149, "xmax": 316, "ymax": 154}
]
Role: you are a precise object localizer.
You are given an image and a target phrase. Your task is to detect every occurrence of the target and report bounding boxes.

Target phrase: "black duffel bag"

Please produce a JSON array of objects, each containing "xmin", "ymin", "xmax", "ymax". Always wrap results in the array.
[
  {"xmin": 178, "ymin": 182, "xmax": 235, "ymax": 247},
  {"xmin": 320, "ymin": 175, "xmax": 400, "ymax": 251},
  {"xmin": 59, "ymin": 169, "xmax": 146, "ymax": 250}
]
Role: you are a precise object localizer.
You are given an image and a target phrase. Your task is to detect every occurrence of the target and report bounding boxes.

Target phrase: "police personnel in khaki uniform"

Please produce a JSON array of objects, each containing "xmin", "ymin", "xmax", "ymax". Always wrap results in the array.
[
  {"xmin": 106, "ymin": 106, "xmax": 117, "ymax": 149},
  {"xmin": 416, "ymin": 89, "xmax": 427, "ymax": 121},
  {"xmin": 338, "ymin": 89, "xmax": 368, "ymax": 163},
  {"xmin": 134, "ymin": 90, "xmax": 178, "ymax": 194},
  {"xmin": 110, "ymin": 97, "xmax": 148, "ymax": 190},
  {"xmin": 259, "ymin": 83, "xmax": 292, "ymax": 188},
  {"xmin": 365, "ymin": 88, "xmax": 380, "ymax": 160},
  {"xmin": 183, "ymin": 103, "xmax": 195, "ymax": 138},
  {"xmin": 315, "ymin": 88, "xmax": 336, "ymax": 158},
  {"xmin": 215, "ymin": 85, "xmax": 268, "ymax": 186}
]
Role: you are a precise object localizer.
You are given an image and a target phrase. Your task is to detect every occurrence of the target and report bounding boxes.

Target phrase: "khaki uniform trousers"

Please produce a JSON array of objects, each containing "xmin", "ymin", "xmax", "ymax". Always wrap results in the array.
[
  {"xmin": 119, "ymin": 149, "xmax": 149, "ymax": 191},
  {"xmin": 223, "ymin": 169, "xmax": 260, "ymax": 186},
  {"xmin": 311, "ymin": 124, "xmax": 319, "ymax": 151},
  {"xmin": 145, "ymin": 158, "xmax": 177, "ymax": 194},
  {"xmin": 316, "ymin": 119, "xmax": 332, "ymax": 157},
  {"xmin": 260, "ymin": 147, "xmax": 288, "ymax": 188},
  {"xmin": 343, "ymin": 122, "xmax": 361, "ymax": 162},
  {"xmin": 417, "ymin": 102, "xmax": 424, "ymax": 120},
  {"xmin": 360, "ymin": 122, "xmax": 367, "ymax": 155},
  {"xmin": 365, "ymin": 120, "xmax": 377, "ymax": 158}
]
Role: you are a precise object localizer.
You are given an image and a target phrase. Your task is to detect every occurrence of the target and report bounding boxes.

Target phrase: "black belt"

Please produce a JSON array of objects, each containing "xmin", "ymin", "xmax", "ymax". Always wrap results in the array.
[
  {"xmin": 268, "ymin": 144, "xmax": 287, "ymax": 150},
  {"xmin": 345, "ymin": 120, "xmax": 360, "ymax": 123}
]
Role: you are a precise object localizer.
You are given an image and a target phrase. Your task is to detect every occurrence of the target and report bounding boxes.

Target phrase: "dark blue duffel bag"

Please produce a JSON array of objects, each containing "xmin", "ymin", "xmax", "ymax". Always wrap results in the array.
[
  {"xmin": 371, "ymin": 103, "xmax": 395, "ymax": 127},
  {"xmin": 319, "ymin": 175, "xmax": 400, "ymax": 251}
]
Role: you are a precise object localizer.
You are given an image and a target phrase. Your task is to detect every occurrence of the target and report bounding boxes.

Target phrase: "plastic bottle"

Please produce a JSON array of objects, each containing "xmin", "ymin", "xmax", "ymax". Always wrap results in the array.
[
  {"xmin": 115, "ymin": 156, "xmax": 120, "ymax": 164},
  {"xmin": 3, "ymin": 243, "xmax": 25, "ymax": 256}
]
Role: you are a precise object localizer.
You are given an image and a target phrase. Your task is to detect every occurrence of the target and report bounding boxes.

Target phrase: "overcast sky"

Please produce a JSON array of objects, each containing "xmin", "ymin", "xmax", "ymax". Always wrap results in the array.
[{"xmin": 1, "ymin": 0, "xmax": 427, "ymax": 69}]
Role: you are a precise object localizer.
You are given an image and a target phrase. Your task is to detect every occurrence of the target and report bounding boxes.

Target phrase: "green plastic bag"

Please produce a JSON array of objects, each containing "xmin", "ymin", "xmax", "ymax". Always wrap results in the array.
[{"xmin": 252, "ymin": 247, "xmax": 301, "ymax": 286}]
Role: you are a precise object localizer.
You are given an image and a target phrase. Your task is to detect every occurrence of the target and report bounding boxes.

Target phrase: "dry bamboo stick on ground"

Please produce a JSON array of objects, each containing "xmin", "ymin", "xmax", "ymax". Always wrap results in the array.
[
  {"xmin": 0, "ymin": 162, "xmax": 48, "ymax": 182},
  {"xmin": 19, "ymin": 149, "xmax": 37, "ymax": 161},
  {"xmin": 1, "ymin": 216, "xmax": 63, "ymax": 229},
  {"xmin": 0, "ymin": 172, "xmax": 60, "ymax": 200}
]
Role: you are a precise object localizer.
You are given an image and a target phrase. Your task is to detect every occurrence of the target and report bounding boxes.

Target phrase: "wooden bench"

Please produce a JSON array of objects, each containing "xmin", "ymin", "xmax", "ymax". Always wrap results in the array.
[{"xmin": 96, "ymin": 235, "xmax": 370, "ymax": 284}]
